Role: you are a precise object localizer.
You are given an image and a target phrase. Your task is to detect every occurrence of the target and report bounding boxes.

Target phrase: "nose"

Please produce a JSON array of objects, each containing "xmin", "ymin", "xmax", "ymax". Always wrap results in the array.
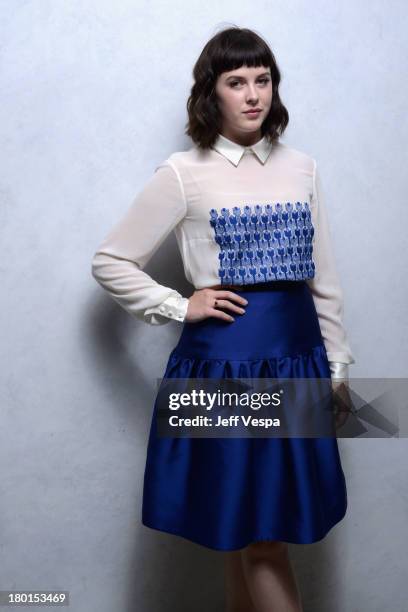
[{"xmin": 246, "ymin": 83, "xmax": 259, "ymax": 102}]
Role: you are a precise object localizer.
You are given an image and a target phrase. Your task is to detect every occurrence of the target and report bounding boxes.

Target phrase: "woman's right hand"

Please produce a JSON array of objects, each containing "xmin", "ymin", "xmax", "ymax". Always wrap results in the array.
[{"xmin": 185, "ymin": 288, "xmax": 248, "ymax": 323}]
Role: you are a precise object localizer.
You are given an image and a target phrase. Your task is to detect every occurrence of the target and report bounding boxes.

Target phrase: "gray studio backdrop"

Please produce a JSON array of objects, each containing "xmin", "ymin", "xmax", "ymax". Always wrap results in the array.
[{"xmin": 1, "ymin": 2, "xmax": 407, "ymax": 611}]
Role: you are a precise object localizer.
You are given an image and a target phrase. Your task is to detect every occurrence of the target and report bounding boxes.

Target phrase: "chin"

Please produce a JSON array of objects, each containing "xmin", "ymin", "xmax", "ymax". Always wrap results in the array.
[{"xmin": 239, "ymin": 122, "xmax": 262, "ymax": 131}]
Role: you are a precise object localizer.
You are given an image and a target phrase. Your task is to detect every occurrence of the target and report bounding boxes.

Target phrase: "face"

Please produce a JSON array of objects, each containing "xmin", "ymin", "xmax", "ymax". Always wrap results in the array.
[{"xmin": 214, "ymin": 64, "xmax": 273, "ymax": 146}]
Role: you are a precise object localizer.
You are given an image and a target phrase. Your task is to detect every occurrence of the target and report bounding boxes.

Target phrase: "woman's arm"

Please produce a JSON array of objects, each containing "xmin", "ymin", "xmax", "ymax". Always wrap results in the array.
[
  {"xmin": 306, "ymin": 159, "xmax": 356, "ymax": 380},
  {"xmin": 91, "ymin": 160, "xmax": 189, "ymax": 324}
]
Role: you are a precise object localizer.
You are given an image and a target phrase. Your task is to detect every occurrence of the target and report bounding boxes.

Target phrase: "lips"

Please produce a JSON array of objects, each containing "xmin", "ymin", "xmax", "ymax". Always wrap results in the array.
[{"xmin": 244, "ymin": 109, "xmax": 262, "ymax": 113}]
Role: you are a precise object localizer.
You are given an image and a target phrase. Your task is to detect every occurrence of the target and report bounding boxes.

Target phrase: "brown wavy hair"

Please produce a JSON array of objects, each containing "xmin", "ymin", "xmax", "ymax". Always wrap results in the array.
[{"xmin": 185, "ymin": 26, "xmax": 289, "ymax": 149}]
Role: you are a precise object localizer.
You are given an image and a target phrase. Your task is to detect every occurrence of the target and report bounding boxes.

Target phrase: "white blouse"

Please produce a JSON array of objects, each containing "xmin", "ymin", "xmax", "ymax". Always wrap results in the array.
[{"xmin": 91, "ymin": 133, "xmax": 355, "ymax": 379}]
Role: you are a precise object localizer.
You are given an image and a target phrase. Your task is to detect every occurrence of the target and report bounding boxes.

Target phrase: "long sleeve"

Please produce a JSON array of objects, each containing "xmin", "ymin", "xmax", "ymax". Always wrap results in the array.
[
  {"xmin": 306, "ymin": 160, "xmax": 355, "ymax": 378},
  {"xmin": 91, "ymin": 160, "xmax": 190, "ymax": 325}
]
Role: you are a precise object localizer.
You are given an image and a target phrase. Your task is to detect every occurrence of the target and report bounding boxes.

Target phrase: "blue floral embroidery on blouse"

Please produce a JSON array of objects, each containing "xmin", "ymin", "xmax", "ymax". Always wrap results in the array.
[{"xmin": 209, "ymin": 202, "xmax": 315, "ymax": 284}]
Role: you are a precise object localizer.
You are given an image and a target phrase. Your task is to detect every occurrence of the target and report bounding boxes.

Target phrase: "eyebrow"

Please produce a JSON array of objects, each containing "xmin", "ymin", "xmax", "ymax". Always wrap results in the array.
[{"xmin": 226, "ymin": 71, "xmax": 271, "ymax": 80}]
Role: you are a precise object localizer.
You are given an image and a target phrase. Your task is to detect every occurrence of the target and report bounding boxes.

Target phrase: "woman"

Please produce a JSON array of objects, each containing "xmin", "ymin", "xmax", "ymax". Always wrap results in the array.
[{"xmin": 91, "ymin": 26, "xmax": 355, "ymax": 612}]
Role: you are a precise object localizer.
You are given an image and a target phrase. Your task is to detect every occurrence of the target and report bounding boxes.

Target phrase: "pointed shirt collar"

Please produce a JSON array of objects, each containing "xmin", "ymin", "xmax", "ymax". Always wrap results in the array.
[{"xmin": 211, "ymin": 132, "xmax": 273, "ymax": 167}]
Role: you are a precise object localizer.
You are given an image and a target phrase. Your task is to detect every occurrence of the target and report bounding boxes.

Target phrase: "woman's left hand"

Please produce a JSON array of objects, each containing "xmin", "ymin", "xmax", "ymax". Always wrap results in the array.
[{"xmin": 331, "ymin": 379, "xmax": 353, "ymax": 430}]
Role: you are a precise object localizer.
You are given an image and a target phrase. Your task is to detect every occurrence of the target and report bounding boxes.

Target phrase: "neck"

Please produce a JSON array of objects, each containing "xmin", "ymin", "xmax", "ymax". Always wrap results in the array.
[{"xmin": 220, "ymin": 128, "xmax": 263, "ymax": 147}]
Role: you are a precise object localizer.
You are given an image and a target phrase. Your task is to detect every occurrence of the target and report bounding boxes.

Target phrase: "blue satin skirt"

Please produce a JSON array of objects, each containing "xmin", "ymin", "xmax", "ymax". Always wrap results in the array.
[{"xmin": 142, "ymin": 280, "xmax": 347, "ymax": 551}]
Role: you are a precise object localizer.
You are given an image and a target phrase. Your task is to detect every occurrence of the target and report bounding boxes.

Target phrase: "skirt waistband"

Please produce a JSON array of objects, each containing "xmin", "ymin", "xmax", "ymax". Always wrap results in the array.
[
  {"xmin": 174, "ymin": 280, "xmax": 325, "ymax": 361},
  {"xmin": 209, "ymin": 280, "xmax": 302, "ymax": 293}
]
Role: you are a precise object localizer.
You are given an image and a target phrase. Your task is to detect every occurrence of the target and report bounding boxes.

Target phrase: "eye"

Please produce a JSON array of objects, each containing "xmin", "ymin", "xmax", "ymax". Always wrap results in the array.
[{"xmin": 229, "ymin": 78, "xmax": 270, "ymax": 88}]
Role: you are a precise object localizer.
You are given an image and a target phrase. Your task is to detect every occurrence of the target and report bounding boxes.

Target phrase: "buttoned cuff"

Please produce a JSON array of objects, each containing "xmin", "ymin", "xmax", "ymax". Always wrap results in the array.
[
  {"xmin": 144, "ymin": 295, "xmax": 190, "ymax": 325},
  {"xmin": 329, "ymin": 362, "xmax": 349, "ymax": 380}
]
